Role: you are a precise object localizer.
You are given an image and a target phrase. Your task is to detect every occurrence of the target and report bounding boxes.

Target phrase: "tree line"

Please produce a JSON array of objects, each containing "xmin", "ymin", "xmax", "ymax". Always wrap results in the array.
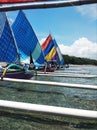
[{"xmin": 63, "ymin": 55, "xmax": 97, "ymax": 65}]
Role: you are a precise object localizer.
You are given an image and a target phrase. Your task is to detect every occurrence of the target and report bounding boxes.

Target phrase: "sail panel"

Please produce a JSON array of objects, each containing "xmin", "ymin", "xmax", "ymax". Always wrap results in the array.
[
  {"xmin": 53, "ymin": 39, "xmax": 65, "ymax": 65},
  {"xmin": 42, "ymin": 34, "xmax": 52, "ymax": 51},
  {"xmin": 35, "ymin": 51, "xmax": 45, "ymax": 64},
  {"xmin": 51, "ymin": 52, "xmax": 59, "ymax": 61},
  {"xmin": 32, "ymin": 42, "xmax": 41, "ymax": 61},
  {"xmin": 12, "ymin": 10, "xmax": 45, "ymax": 65},
  {"xmin": 45, "ymin": 47, "xmax": 56, "ymax": 60},
  {"xmin": 43, "ymin": 40, "xmax": 54, "ymax": 56},
  {"xmin": 0, "ymin": 12, "xmax": 19, "ymax": 63},
  {"xmin": 45, "ymin": 45, "xmax": 59, "ymax": 62}
]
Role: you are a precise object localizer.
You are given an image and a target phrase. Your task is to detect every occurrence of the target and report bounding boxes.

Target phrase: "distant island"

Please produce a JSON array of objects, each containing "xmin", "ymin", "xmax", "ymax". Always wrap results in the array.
[{"xmin": 63, "ymin": 55, "xmax": 97, "ymax": 66}]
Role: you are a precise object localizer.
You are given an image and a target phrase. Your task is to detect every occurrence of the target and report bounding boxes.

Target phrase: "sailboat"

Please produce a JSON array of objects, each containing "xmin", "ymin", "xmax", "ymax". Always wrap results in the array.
[
  {"xmin": 41, "ymin": 34, "xmax": 65, "ymax": 71},
  {"xmin": 41, "ymin": 34, "xmax": 56, "ymax": 72},
  {"xmin": 12, "ymin": 10, "xmax": 45, "ymax": 71},
  {"xmin": 53, "ymin": 38, "xmax": 65, "ymax": 68},
  {"xmin": 0, "ymin": 12, "xmax": 35, "ymax": 79}
]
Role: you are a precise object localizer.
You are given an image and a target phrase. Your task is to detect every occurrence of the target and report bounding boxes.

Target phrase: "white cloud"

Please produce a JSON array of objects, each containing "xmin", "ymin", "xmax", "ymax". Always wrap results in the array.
[
  {"xmin": 39, "ymin": 38, "xmax": 46, "ymax": 45},
  {"xmin": 76, "ymin": 4, "xmax": 97, "ymax": 20},
  {"xmin": 8, "ymin": 18, "xmax": 14, "ymax": 25},
  {"xmin": 59, "ymin": 37, "xmax": 97, "ymax": 60}
]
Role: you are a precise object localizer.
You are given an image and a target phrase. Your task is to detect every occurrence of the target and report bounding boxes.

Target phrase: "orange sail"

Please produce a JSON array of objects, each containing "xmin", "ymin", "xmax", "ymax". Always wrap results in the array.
[{"xmin": 0, "ymin": 0, "xmax": 96, "ymax": 4}]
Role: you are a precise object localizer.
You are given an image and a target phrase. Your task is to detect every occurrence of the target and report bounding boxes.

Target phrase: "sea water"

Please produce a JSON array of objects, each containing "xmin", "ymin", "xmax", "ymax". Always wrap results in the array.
[{"xmin": 0, "ymin": 65, "xmax": 97, "ymax": 130}]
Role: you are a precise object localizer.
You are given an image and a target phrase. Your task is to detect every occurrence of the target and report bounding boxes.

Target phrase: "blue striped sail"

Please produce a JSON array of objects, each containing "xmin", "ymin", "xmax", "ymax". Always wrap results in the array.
[
  {"xmin": 12, "ymin": 10, "xmax": 45, "ymax": 67},
  {"xmin": 43, "ymin": 39, "xmax": 55, "ymax": 57},
  {"xmin": 53, "ymin": 39, "xmax": 65, "ymax": 65},
  {"xmin": 0, "ymin": 12, "xmax": 19, "ymax": 63}
]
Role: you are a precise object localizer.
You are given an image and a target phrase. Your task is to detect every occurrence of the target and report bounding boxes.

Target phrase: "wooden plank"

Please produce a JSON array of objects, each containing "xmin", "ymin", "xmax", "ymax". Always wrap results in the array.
[
  {"xmin": 0, "ymin": 100, "xmax": 97, "ymax": 119},
  {"xmin": 2, "ymin": 78, "xmax": 97, "ymax": 90},
  {"xmin": 0, "ymin": 0, "xmax": 97, "ymax": 12},
  {"xmin": 36, "ymin": 73, "xmax": 97, "ymax": 78}
]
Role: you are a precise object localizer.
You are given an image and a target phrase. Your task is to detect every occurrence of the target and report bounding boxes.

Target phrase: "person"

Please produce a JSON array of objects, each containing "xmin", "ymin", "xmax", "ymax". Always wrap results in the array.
[
  {"xmin": 65, "ymin": 64, "xmax": 69, "ymax": 68},
  {"xmin": 0, "ymin": 65, "xmax": 4, "ymax": 72},
  {"xmin": 29, "ymin": 63, "xmax": 35, "ymax": 70},
  {"xmin": 23, "ymin": 63, "xmax": 29, "ymax": 70},
  {"xmin": 0, "ymin": 67, "xmax": 7, "ymax": 80}
]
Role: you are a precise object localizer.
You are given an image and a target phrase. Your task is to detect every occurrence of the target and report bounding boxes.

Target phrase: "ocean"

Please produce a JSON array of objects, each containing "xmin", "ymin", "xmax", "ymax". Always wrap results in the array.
[{"xmin": 0, "ymin": 65, "xmax": 97, "ymax": 130}]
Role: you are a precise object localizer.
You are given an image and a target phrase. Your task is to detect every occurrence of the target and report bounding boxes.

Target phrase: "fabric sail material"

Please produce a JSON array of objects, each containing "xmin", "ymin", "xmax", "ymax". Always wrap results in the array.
[
  {"xmin": 42, "ymin": 34, "xmax": 64, "ymax": 65},
  {"xmin": 42, "ymin": 34, "xmax": 54, "ymax": 58},
  {"xmin": 0, "ymin": 12, "xmax": 19, "ymax": 63},
  {"xmin": 12, "ymin": 10, "xmax": 45, "ymax": 67},
  {"xmin": 41, "ymin": 34, "xmax": 52, "ymax": 51},
  {"xmin": 53, "ymin": 39, "xmax": 65, "ymax": 65},
  {"xmin": 45, "ymin": 47, "xmax": 57, "ymax": 60},
  {"xmin": 42, "ymin": 34, "xmax": 59, "ymax": 62}
]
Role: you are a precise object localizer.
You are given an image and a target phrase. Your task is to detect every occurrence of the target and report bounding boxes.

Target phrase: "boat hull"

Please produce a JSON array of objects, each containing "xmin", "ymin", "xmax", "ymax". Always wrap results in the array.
[
  {"xmin": 37, "ymin": 68, "xmax": 55, "ymax": 72},
  {"xmin": 0, "ymin": 70, "xmax": 34, "ymax": 79}
]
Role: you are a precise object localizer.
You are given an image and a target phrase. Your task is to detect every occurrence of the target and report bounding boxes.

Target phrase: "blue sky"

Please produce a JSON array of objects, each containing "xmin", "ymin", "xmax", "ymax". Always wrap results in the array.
[{"xmin": 7, "ymin": 3, "xmax": 97, "ymax": 59}]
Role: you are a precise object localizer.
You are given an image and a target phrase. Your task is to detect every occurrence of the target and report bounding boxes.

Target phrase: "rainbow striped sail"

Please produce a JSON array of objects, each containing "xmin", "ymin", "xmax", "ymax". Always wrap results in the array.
[
  {"xmin": 42, "ymin": 34, "xmax": 64, "ymax": 65},
  {"xmin": 0, "ymin": 12, "xmax": 19, "ymax": 63},
  {"xmin": 12, "ymin": 10, "xmax": 45, "ymax": 67}
]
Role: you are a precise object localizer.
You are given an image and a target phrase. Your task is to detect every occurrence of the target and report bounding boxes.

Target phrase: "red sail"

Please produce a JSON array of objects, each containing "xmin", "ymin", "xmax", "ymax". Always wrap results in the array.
[
  {"xmin": 0, "ymin": 0, "xmax": 42, "ymax": 4},
  {"xmin": 0, "ymin": 0, "xmax": 96, "ymax": 4},
  {"xmin": 41, "ymin": 34, "xmax": 52, "ymax": 51}
]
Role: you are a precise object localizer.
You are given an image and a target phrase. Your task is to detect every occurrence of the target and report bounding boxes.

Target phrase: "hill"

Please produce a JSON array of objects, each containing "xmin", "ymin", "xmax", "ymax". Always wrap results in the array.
[{"xmin": 63, "ymin": 55, "xmax": 97, "ymax": 65}]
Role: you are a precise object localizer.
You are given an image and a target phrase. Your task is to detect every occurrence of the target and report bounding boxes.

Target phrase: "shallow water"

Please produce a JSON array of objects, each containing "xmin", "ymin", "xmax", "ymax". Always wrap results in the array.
[{"xmin": 0, "ymin": 65, "xmax": 97, "ymax": 130}]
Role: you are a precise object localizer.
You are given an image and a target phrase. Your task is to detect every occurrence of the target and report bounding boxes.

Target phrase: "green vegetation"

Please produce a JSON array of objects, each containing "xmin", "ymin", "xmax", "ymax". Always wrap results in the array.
[{"xmin": 63, "ymin": 55, "xmax": 97, "ymax": 65}]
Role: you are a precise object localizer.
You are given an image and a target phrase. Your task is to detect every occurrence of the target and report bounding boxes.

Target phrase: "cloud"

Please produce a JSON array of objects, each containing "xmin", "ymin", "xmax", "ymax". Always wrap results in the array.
[
  {"xmin": 39, "ymin": 38, "xmax": 46, "ymax": 45},
  {"xmin": 59, "ymin": 37, "xmax": 97, "ymax": 60},
  {"xmin": 8, "ymin": 18, "xmax": 14, "ymax": 25},
  {"xmin": 76, "ymin": 4, "xmax": 97, "ymax": 20}
]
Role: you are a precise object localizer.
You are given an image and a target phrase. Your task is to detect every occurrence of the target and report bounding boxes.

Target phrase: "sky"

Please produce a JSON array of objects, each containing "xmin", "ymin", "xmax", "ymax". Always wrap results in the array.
[{"xmin": 7, "ymin": 3, "xmax": 97, "ymax": 60}]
